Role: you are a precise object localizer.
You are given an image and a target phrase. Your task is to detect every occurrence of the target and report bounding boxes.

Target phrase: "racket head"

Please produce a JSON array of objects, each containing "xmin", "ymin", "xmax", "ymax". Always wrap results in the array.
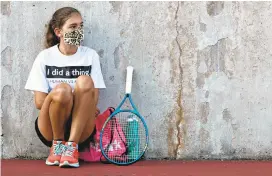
[{"xmin": 99, "ymin": 109, "xmax": 149, "ymax": 165}]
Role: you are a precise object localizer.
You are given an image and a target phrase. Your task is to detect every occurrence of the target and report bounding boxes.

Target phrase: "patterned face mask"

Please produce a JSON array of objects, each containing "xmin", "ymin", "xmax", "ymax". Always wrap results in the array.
[{"xmin": 63, "ymin": 27, "xmax": 84, "ymax": 46}]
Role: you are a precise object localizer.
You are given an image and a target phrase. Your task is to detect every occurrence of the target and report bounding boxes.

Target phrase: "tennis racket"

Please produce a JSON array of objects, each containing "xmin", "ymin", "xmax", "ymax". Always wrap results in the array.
[{"xmin": 99, "ymin": 66, "xmax": 149, "ymax": 166}]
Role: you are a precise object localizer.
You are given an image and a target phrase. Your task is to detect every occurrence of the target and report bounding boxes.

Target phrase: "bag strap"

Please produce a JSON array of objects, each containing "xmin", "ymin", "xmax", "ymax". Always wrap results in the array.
[
  {"xmin": 100, "ymin": 118, "xmax": 115, "ymax": 164},
  {"xmin": 109, "ymin": 107, "xmax": 115, "ymax": 114},
  {"xmin": 113, "ymin": 118, "xmax": 128, "ymax": 156}
]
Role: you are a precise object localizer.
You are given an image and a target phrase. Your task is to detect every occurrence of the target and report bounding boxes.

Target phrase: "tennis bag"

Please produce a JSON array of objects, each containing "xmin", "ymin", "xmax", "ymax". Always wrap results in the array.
[{"xmin": 79, "ymin": 107, "xmax": 127, "ymax": 162}]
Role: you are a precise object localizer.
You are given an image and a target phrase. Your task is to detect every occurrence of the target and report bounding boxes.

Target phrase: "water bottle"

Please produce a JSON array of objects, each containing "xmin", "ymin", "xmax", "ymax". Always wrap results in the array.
[{"xmin": 126, "ymin": 115, "xmax": 139, "ymax": 160}]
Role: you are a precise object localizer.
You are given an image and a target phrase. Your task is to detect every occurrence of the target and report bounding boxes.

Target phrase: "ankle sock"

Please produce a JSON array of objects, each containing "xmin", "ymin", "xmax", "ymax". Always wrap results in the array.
[
  {"xmin": 54, "ymin": 139, "xmax": 64, "ymax": 141},
  {"xmin": 67, "ymin": 141, "xmax": 78, "ymax": 149}
]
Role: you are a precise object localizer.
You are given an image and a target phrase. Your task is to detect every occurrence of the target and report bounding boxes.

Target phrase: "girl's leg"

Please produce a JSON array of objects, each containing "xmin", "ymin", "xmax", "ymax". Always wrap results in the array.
[
  {"xmin": 37, "ymin": 83, "xmax": 73, "ymax": 165},
  {"xmin": 49, "ymin": 83, "xmax": 73, "ymax": 140},
  {"xmin": 60, "ymin": 75, "xmax": 96, "ymax": 168},
  {"xmin": 69, "ymin": 75, "xmax": 96, "ymax": 143}
]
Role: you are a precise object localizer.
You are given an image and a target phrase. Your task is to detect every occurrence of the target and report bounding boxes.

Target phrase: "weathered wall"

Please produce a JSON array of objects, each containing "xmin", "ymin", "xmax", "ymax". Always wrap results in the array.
[{"xmin": 1, "ymin": 1, "xmax": 272, "ymax": 159}]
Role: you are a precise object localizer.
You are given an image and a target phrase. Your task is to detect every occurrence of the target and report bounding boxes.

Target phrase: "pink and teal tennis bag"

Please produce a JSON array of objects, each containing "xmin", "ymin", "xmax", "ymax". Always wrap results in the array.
[{"xmin": 79, "ymin": 107, "xmax": 127, "ymax": 162}]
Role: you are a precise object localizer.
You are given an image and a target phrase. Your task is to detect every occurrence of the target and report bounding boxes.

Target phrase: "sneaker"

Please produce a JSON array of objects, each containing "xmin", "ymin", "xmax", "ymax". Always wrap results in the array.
[
  {"xmin": 45, "ymin": 140, "xmax": 66, "ymax": 166},
  {"xmin": 59, "ymin": 141, "xmax": 79, "ymax": 168}
]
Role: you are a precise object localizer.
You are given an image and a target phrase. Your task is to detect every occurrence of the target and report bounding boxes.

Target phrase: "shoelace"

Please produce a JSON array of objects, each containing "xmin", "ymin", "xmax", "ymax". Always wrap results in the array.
[
  {"xmin": 62, "ymin": 145, "xmax": 76, "ymax": 157},
  {"xmin": 53, "ymin": 143, "xmax": 66, "ymax": 155}
]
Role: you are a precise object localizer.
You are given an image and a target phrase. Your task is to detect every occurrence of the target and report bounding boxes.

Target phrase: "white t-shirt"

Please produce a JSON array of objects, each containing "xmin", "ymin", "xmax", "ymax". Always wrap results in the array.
[{"xmin": 25, "ymin": 44, "xmax": 106, "ymax": 94}]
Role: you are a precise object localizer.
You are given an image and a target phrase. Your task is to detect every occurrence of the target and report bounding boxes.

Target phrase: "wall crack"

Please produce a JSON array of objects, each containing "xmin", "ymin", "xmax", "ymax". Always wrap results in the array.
[{"xmin": 173, "ymin": 1, "xmax": 185, "ymax": 159}]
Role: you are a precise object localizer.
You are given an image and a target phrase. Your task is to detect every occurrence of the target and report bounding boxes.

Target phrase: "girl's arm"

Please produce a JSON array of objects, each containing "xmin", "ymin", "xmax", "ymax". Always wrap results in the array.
[
  {"xmin": 34, "ymin": 91, "xmax": 48, "ymax": 110},
  {"xmin": 94, "ymin": 88, "xmax": 100, "ymax": 116},
  {"xmin": 94, "ymin": 88, "xmax": 99, "ymax": 106}
]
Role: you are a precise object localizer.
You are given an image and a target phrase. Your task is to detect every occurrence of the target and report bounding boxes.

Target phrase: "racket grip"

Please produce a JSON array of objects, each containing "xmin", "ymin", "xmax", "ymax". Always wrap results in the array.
[{"xmin": 125, "ymin": 66, "xmax": 134, "ymax": 94}]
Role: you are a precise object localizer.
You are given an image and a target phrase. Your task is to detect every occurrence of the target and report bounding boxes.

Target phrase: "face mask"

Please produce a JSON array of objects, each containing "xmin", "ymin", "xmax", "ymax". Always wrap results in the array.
[{"xmin": 63, "ymin": 27, "xmax": 84, "ymax": 46}]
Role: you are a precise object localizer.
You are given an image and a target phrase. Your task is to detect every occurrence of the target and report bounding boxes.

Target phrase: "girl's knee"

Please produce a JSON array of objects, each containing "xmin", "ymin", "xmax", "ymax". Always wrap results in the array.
[
  {"xmin": 75, "ymin": 75, "xmax": 94, "ymax": 93},
  {"xmin": 51, "ymin": 83, "xmax": 73, "ymax": 104}
]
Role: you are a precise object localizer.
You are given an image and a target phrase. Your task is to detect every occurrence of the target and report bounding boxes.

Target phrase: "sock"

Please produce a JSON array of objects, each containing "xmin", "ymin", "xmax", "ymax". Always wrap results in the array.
[
  {"xmin": 67, "ymin": 141, "xmax": 78, "ymax": 149},
  {"xmin": 54, "ymin": 139, "xmax": 64, "ymax": 142}
]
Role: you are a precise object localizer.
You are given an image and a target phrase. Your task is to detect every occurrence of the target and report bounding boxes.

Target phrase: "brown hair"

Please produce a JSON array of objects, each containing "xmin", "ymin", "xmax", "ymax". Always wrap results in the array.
[{"xmin": 45, "ymin": 7, "xmax": 81, "ymax": 48}]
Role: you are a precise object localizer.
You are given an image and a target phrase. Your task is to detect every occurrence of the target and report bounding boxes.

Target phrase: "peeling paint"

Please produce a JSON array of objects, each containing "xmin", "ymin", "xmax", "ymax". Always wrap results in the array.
[
  {"xmin": 1, "ymin": 46, "xmax": 13, "ymax": 72},
  {"xmin": 113, "ymin": 42, "xmax": 128, "ymax": 73},
  {"xmin": 109, "ymin": 75, "xmax": 114, "ymax": 81},
  {"xmin": 221, "ymin": 137, "xmax": 234, "ymax": 156},
  {"xmin": 1, "ymin": 86, "xmax": 13, "ymax": 118},
  {"xmin": 205, "ymin": 91, "xmax": 209, "ymax": 98},
  {"xmin": 200, "ymin": 102, "xmax": 209, "ymax": 124},
  {"xmin": 199, "ymin": 127, "xmax": 212, "ymax": 158},
  {"xmin": 222, "ymin": 108, "xmax": 232, "ymax": 122},
  {"xmin": 209, "ymin": 38, "xmax": 227, "ymax": 73},
  {"xmin": 120, "ymin": 29, "xmax": 125, "ymax": 37},
  {"xmin": 196, "ymin": 74, "xmax": 205, "ymax": 88},
  {"xmin": 97, "ymin": 49, "xmax": 104, "ymax": 58},
  {"xmin": 231, "ymin": 123, "xmax": 239, "ymax": 131},
  {"xmin": 113, "ymin": 44, "xmax": 121, "ymax": 69},
  {"xmin": 197, "ymin": 38, "xmax": 228, "ymax": 88},
  {"xmin": 109, "ymin": 1, "xmax": 123, "ymax": 13},
  {"xmin": 1, "ymin": 85, "xmax": 14, "ymax": 156},
  {"xmin": 198, "ymin": 61, "xmax": 208, "ymax": 74},
  {"xmin": 1, "ymin": 1, "xmax": 11, "ymax": 16},
  {"xmin": 206, "ymin": 2, "xmax": 224, "ymax": 16},
  {"xmin": 200, "ymin": 22, "xmax": 207, "ymax": 32}
]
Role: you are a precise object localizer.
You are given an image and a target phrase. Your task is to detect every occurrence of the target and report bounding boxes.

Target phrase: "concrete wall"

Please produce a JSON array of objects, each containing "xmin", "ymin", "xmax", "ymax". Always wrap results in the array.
[{"xmin": 1, "ymin": 1, "xmax": 272, "ymax": 159}]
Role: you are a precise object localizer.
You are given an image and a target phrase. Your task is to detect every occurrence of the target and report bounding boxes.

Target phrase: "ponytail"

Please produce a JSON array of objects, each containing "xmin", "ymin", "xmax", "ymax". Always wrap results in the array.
[{"xmin": 45, "ymin": 19, "xmax": 60, "ymax": 48}]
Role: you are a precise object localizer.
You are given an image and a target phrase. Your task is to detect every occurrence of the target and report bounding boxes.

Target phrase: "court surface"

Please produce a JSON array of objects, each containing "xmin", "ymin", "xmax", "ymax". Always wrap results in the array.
[{"xmin": 2, "ymin": 159, "xmax": 272, "ymax": 176}]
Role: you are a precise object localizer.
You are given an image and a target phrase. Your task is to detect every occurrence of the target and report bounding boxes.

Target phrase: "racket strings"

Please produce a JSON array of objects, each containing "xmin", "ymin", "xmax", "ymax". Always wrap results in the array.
[{"xmin": 101, "ymin": 112, "xmax": 147, "ymax": 164}]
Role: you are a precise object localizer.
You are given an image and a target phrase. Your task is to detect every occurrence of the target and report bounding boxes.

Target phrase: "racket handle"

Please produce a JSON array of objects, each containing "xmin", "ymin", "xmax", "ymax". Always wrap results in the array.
[{"xmin": 125, "ymin": 66, "xmax": 134, "ymax": 94}]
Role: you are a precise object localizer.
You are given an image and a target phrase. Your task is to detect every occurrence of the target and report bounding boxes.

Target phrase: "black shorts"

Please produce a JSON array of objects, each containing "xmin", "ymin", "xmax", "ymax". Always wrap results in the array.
[{"xmin": 35, "ymin": 116, "xmax": 96, "ymax": 152}]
